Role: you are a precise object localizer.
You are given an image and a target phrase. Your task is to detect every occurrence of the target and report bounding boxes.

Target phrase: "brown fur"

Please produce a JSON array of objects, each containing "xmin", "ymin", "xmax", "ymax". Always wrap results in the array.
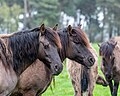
[
  {"xmin": 10, "ymin": 26, "xmax": 95, "ymax": 96},
  {"xmin": 73, "ymin": 27, "xmax": 90, "ymax": 48},
  {"xmin": 67, "ymin": 45, "xmax": 98, "ymax": 96},
  {"xmin": 0, "ymin": 25, "xmax": 62, "ymax": 96},
  {"xmin": 67, "ymin": 45, "xmax": 107, "ymax": 96},
  {"xmin": 100, "ymin": 37, "xmax": 120, "ymax": 96}
]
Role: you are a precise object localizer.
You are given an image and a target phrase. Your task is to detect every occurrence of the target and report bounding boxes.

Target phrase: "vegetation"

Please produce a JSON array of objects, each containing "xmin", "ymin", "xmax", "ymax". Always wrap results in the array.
[
  {"xmin": 42, "ymin": 43, "xmax": 120, "ymax": 96},
  {"xmin": 0, "ymin": 0, "xmax": 120, "ymax": 42},
  {"xmin": 0, "ymin": 0, "xmax": 120, "ymax": 95}
]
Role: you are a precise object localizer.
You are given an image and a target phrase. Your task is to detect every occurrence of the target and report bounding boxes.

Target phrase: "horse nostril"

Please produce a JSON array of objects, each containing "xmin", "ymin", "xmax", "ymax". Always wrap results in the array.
[
  {"xmin": 88, "ymin": 57, "xmax": 95, "ymax": 65},
  {"xmin": 105, "ymin": 74, "xmax": 112, "ymax": 80},
  {"xmin": 54, "ymin": 64, "xmax": 59, "ymax": 72}
]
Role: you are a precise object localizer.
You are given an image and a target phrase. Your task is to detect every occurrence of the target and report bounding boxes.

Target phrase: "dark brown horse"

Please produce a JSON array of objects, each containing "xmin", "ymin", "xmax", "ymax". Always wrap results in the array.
[
  {"xmin": 0, "ymin": 24, "xmax": 63, "ymax": 96},
  {"xmin": 67, "ymin": 45, "xmax": 108, "ymax": 96},
  {"xmin": 99, "ymin": 37, "xmax": 120, "ymax": 96},
  {"xmin": 10, "ymin": 25, "xmax": 95, "ymax": 96}
]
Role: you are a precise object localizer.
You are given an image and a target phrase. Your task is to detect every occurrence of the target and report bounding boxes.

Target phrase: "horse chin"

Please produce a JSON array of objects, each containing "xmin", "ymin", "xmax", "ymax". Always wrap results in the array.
[
  {"xmin": 51, "ymin": 71, "xmax": 61, "ymax": 76},
  {"xmin": 106, "ymin": 76, "xmax": 113, "ymax": 81},
  {"xmin": 79, "ymin": 61, "xmax": 92, "ymax": 69},
  {"xmin": 74, "ymin": 57, "xmax": 91, "ymax": 69},
  {"xmin": 82, "ymin": 64, "xmax": 91, "ymax": 69},
  {"xmin": 50, "ymin": 65, "xmax": 63, "ymax": 76}
]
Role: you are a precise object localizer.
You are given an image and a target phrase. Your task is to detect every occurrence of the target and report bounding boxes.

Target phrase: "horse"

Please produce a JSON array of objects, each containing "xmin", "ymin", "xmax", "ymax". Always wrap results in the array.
[
  {"xmin": 0, "ymin": 24, "xmax": 63, "ymax": 96},
  {"xmin": 10, "ymin": 24, "xmax": 95, "ymax": 96},
  {"xmin": 67, "ymin": 44, "xmax": 108, "ymax": 96},
  {"xmin": 99, "ymin": 37, "xmax": 120, "ymax": 96}
]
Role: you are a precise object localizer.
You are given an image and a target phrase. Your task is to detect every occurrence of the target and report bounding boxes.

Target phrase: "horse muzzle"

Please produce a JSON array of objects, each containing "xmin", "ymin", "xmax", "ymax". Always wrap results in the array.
[{"xmin": 51, "ymin": 63, "xmax": 63, "ymax": 76}]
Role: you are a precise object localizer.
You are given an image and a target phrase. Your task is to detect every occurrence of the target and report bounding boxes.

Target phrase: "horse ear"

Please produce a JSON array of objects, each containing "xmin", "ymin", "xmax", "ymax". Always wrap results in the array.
[
  {"xmin": 78, "ymin": 24, "xmax": 82, "ymax": 28},
  {"xmin": 40, "ymin": 24, "xmax": 45, "ymax": 34},
  {"xmin": 53, "ymin": 24, "xmax": 58, "ymax": 31},
  {"xmin": 97, "ymin": 43, "xmax": 101, "ymax": 48},
  {"xmin": 67, "ymin": 25, "xmax": 72, "ymax": 33}
]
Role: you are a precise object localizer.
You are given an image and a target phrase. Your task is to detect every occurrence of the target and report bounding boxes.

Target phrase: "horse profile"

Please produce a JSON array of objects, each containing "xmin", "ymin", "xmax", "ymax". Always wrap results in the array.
[
  {"xmin": 99, "ymin": 37, "xmax": 120, "ymax": 96},
  {"xmin": 0, "ymin": 24, "xmax": 63, "ymax": 96},
  {"xmin": 67, "ymin": 44, "xmax": 108, "ymax": 96},
  {"xmin": 10, "ymin": 25, "xmax": 95, "ymax": 96}
]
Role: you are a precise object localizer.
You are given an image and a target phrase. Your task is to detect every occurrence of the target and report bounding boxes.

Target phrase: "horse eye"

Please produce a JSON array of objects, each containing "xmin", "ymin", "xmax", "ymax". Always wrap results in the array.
[
  {"xmin": 72, "ymin": 33, "xmax": 77, "ymax": 37},
  {"xmin": 102, "ymin": 58, "xmax": 106, "ymax": 66},
  {"xmin": 44, "ymin": 44, "xmax": 49, "ymax": 49},
  {"xmin": 103, "ymin": 58, "xmax": 105, "ymax": 61},
  {"xmin": 103, "ymin": 62, "xmax": 105, "ymax": 66}
]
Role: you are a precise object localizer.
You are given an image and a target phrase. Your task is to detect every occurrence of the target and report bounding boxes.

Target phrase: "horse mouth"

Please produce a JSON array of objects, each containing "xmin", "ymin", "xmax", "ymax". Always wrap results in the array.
[
  {"xmin": 86, "ymin": 66, "xmax": 91, "ymax": 69},
  {"xmin": 75, "ymin": 57, "xmax": 91, "ymax": 69},
  {"xmin": 51, "ymin": 64, "xmax": 63, "ymax": 76}
]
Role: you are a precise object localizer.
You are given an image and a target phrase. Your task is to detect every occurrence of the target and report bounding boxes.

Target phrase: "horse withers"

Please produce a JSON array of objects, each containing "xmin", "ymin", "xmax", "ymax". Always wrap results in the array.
[
  {"xmin": 0, "ymin": 24, "xmax": 62, "ymax": 96},
  {"xmin": 10, "ymin": 24, "xmax": 95, "ymax": 96},
  {"xmin": 99, "ymin": 37, "xmax": 120, "ymax": 96}
]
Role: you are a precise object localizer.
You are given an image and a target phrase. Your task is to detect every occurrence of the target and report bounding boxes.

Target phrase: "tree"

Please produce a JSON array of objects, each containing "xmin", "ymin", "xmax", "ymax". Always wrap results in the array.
[
  {"xmin": 0, "ymin": 2, "xmax": 22, "ymax": 33},
  {"xmin": 28, "ymin": 0, "xmax": 60, "ymax": 27},
  {"xmin": 74, "ymin": 0, "xmax": 98, "ymax": 42}
]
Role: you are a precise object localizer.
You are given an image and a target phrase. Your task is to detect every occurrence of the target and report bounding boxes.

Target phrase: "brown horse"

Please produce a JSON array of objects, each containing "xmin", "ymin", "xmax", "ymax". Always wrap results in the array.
[
  {"xmin": 99, "ymin": 37, "xmax": 120, "ymax": 96},
  {"xmin": 10, "ymin": 25, "xmax": 95, "ymax": 96},
  {"xmin": 67, "ymin": 44, "xmax": 108, "ymax": 96},
  {"xmin": 0, "ymin": 24, "xmax": 63, "ymax": 96}
]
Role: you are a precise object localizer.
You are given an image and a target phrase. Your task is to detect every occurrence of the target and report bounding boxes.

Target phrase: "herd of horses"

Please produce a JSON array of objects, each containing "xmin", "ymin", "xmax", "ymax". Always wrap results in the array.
[{"xmin": 0, "ymin": 23, "xmax": 119, "ymax": 96}]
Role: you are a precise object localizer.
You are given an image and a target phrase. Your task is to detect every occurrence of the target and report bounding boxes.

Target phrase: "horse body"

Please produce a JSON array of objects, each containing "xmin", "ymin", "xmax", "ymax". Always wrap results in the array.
[
  {"xmin": 67, "ymin": 44, "xmax": 108, "ymax": 96},
  {"xmin": 67, "ymin": 45, "xmax": 98, "ymax": 96},
  {"xmin": 12, "ymin": 60, "xmax": 52, "ymax": 96},
  {"xmin": 100, "ymin": 37, "xmax": 120, "ymax": 96},
  {"xmin": 10, "ymin": 25, "xmax": 95, "ymax": 96}
]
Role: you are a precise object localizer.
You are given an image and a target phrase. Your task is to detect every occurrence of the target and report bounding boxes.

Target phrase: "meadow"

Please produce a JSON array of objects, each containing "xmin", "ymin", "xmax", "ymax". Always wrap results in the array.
[{"xmin": 43, "ymin": 43, "xmax": 120, "ymax": 96}]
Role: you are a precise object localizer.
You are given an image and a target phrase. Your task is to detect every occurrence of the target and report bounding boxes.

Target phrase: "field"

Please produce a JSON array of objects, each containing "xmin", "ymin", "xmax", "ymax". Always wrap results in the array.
[{"xmin": 43, "ymin": 43, "xmax": 120, "ymax": 96}]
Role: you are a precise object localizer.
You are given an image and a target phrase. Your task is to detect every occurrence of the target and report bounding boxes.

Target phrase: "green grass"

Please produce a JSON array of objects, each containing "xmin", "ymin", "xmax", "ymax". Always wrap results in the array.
[{"xmin": 43, "ymin": 43, "xmax": 120, "ymax": 96}]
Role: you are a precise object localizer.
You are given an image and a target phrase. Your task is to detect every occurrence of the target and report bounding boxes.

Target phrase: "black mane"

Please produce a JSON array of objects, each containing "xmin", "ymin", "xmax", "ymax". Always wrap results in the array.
[
  {"xmin": 9, "ymin": 29, "xmax": 40, "ymax": 75},
  {"xmin": 1, "ymin": 26, "xmax": 61, "ymax": 75},
  {"xmin": 57, "ymin": 28, "xmax": 71, "ymax": 61},
  {"xmin": 99, "ymin": 40, "xmax": 116, "ymax": 59}
]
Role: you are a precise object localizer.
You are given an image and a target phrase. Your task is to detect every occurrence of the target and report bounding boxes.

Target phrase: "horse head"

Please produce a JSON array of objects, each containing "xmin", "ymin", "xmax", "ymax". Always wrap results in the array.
[
  {"xmin": 38, "ymin": 24, "xmax": 63, "ymax": 76},
  {"xmin": 99, "ymin": 40, "xmax": 117, "ymax": 81},
  {"xmin": 58, "ymin": 25, "xmax": 95, "ymax": 68}
]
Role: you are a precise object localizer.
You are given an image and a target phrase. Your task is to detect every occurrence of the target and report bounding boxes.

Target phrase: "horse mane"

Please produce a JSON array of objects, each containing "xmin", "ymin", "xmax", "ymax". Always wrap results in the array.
[
  {"xmin": 0, "ymin": 38, "xmax": 13, "ymax": 70},
  {"xmin": 0, "ymin": 27, "xmax": 61, "ymax": 49},
  {"xmin": 73, "ymin": 27, "xmax": 90, "ymax": 48},
  {"xmin": 81, "ymin": 66, "xmax": 89, "ymax": 92},
  {"xmin": 0, "ymin": 27, "xmax": 61, "ymax": 74},
  {"xmin": 44, "ymin": 27, "xmax": 62, "ymax": 49},
  {"xmin": 8, "ymin": 30, "xmax": 40, "ymax": 74},
  {"xmin": 99, "ymin": 39, "xmax": 116, "ymax": 58}
]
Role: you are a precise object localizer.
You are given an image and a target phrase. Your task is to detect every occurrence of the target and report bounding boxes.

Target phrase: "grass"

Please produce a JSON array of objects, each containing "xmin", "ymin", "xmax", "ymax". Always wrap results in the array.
[{"xmin": 43, "ymin": 43, "xmax": 120, "ymax": 96}]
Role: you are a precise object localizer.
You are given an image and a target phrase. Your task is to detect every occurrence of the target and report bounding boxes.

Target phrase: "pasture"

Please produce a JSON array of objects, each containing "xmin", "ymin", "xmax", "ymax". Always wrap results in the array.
[{"xmin": 43, "ymin": 43, "xmax": 120, "ymax": 96}]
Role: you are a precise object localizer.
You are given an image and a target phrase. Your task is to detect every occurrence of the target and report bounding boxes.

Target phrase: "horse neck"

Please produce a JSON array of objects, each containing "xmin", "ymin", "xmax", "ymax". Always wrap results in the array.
[
  {"xmin": 9, "ymin": 32, "xmax": 39, "ymax": 75},
  {"xmin": 58, "ymin": 32, "xmax": 69, "ymax": 62}
]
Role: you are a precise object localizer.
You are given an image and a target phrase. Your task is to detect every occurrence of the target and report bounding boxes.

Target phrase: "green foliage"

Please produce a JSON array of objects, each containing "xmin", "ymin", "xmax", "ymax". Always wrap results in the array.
[
  {"xmin": 0, "ymin": 2, "xmax": 22, "ymax": 33},
  {"xmin": 29, "ymin": 0, "xmax": 60, "ymax": 27},
  {"xmin": 0, "ymin": 0, "xmax": 120, "ymax": 41},
  {"xmin": 58, "ymin": 0, "xmax": 76, "ymax": 17},
  {"xmin": 75, "ymin": 0, "xmax": 96, "ymax": 16}
]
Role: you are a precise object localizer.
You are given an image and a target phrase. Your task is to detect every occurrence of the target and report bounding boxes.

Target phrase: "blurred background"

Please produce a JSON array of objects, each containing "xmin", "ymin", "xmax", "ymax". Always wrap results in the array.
[
  {"xmin": 0, "ymin": 0, "xmax": 120, "ymax": 95},
  {"xmin": 0, "ymin": 0, "xmax": 120, "ymax": 42}
]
